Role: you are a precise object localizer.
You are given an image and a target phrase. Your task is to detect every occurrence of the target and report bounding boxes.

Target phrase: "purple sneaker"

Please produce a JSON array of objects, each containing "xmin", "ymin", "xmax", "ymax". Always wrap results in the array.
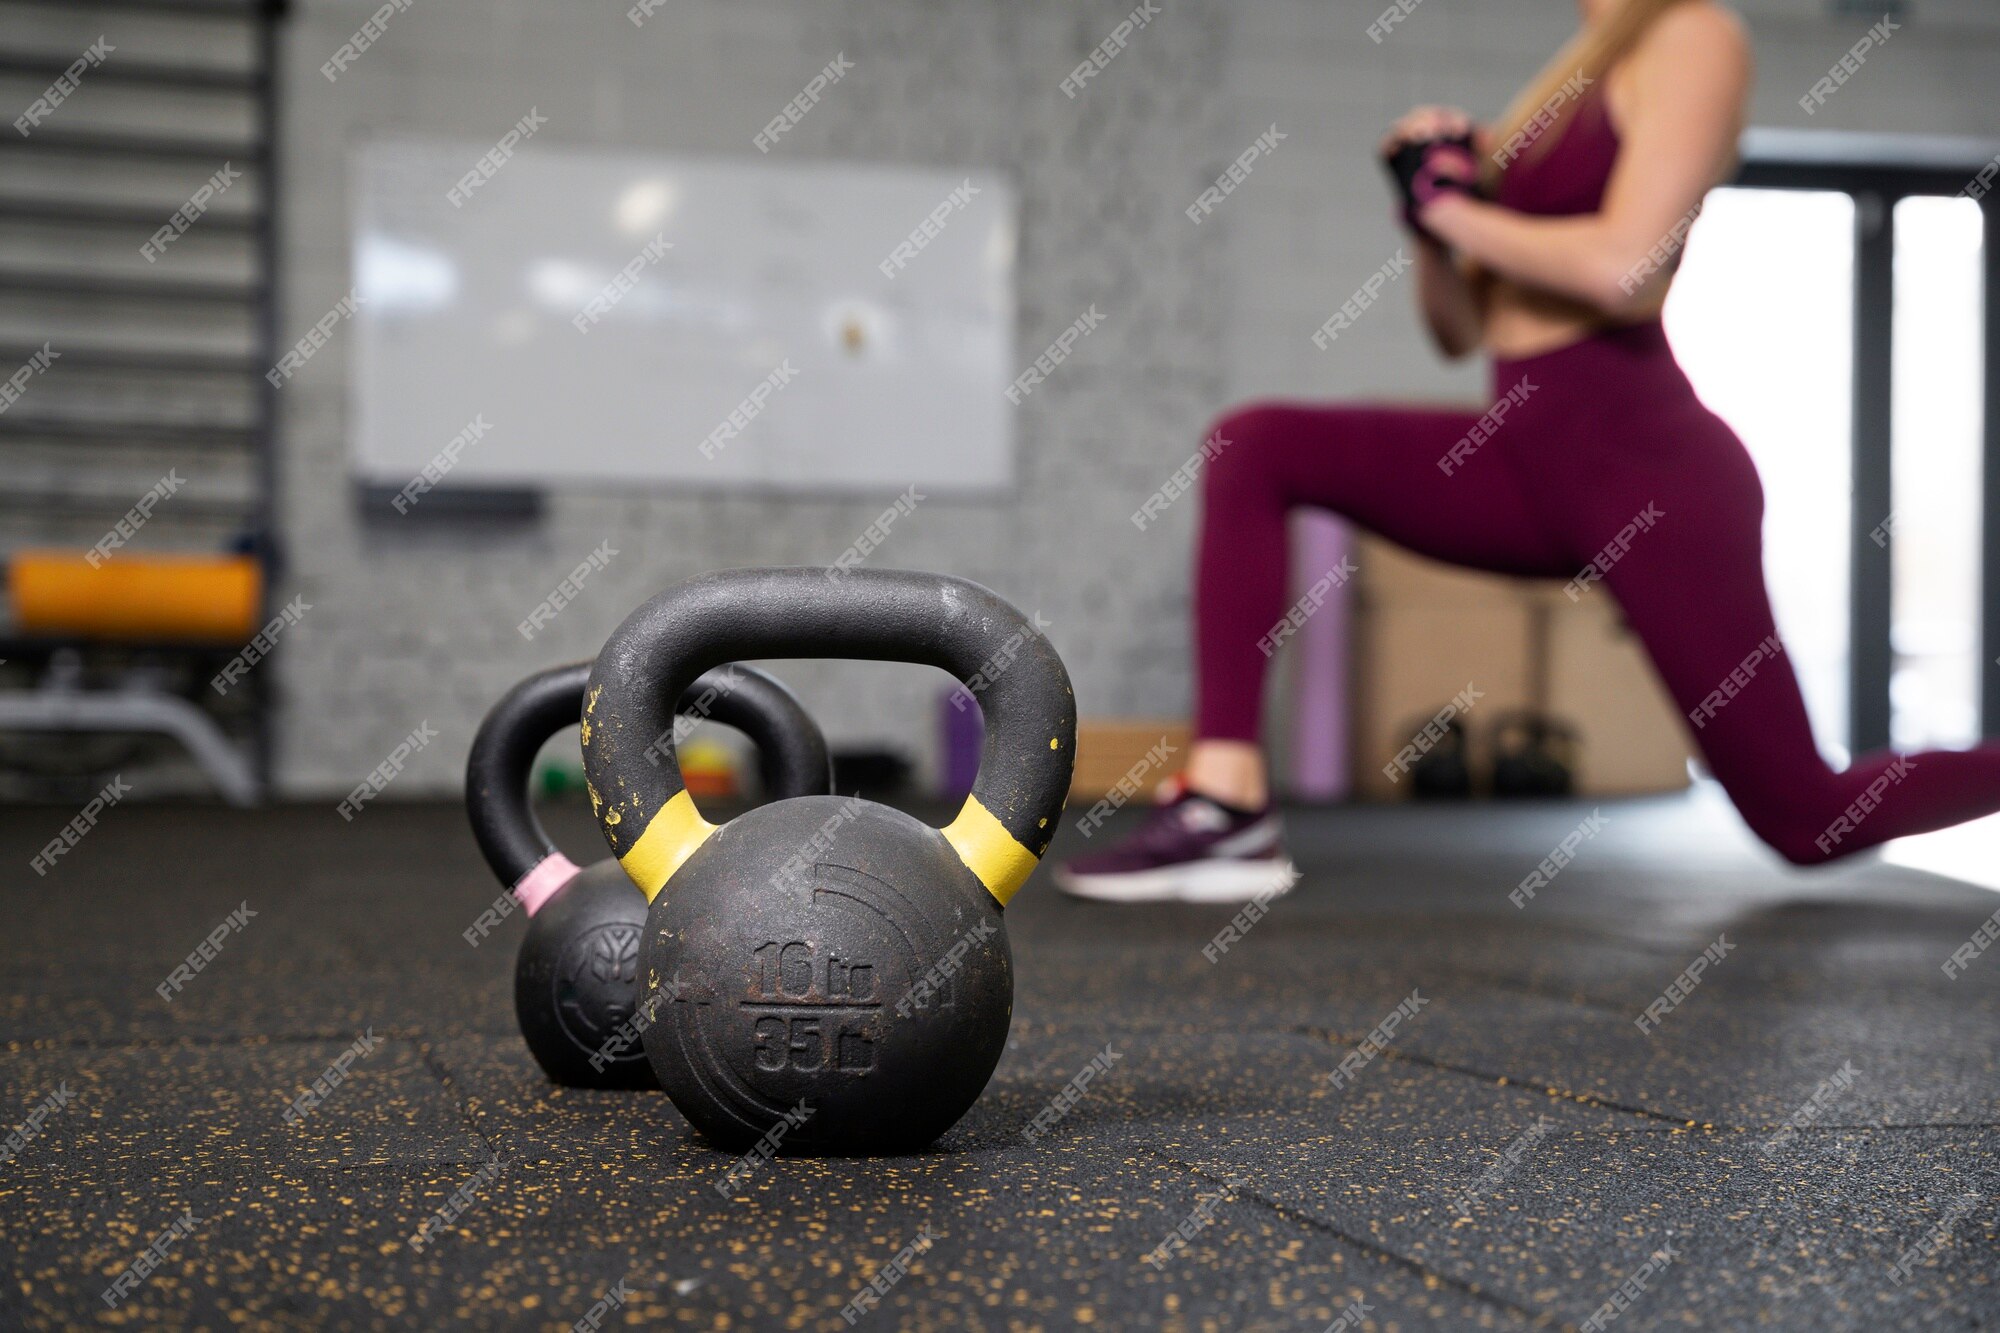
[{"xmin": 1054, "ymin": 792, "xmax": 1298, "ymax": 903}]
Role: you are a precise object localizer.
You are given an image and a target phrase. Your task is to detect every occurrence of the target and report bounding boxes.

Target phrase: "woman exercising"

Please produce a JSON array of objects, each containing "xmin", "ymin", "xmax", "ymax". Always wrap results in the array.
[{"xmin": 1059, "ymin": 0, "xmax": 2000, "ymax": 902}]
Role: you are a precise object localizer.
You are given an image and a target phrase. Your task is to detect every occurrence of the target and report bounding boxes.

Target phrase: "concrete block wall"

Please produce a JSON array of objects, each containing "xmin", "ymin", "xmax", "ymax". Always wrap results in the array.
[
  {"xmin": 263, "ymin": 0, "xmax": 2000, "ymax": 799},
  {"xmin": 273, "ymin": 0, "xmax": 1229, "ymax": 799}
]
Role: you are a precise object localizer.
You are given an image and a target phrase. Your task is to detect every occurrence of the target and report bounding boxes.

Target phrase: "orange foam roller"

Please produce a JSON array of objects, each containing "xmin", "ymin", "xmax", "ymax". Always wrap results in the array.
[{"xmin": 10, "ymin": 550, "xmax": 263, "ymax": 642}]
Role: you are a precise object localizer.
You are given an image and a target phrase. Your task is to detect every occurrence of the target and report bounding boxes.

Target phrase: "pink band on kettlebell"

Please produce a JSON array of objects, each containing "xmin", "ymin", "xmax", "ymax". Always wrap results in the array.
[{"xmin": 513, "ymin": 853, "xmax": 582, "ymax": 917}]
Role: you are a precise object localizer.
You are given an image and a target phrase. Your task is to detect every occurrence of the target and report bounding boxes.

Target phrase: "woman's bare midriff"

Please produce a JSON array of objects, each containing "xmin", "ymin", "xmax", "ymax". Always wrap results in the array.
[
  {"xmin": 1480, "ymin": 277, "xmax": 1667, "ymax": 360},
  {"xmin": 1480, "ymin": 252, "xmax": 1664, "ymax": 358},
  {"xmin": 1482, "ymin": 280, "xmax": 1604, "ymax": 359}
]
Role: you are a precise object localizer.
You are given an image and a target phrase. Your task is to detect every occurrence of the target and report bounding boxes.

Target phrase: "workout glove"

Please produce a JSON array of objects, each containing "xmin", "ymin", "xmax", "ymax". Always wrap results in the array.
[{"xmin": 1384, "ymin": 133, "xmax": 1480, "ymax": 238}]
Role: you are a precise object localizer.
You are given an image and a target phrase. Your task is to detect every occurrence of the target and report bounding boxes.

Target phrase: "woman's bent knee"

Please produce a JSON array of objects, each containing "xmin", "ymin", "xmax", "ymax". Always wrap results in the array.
[
  {"xmin": 1736, "ymin": 793, "xmax": 1845, "ymax": 867},
  {"xmin": 1201, "ymin": 401, "xmax": 1304, "ymax": 502}
]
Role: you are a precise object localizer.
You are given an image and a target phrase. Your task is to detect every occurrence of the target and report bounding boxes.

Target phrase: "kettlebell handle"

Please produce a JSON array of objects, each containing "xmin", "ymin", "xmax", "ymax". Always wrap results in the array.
[
  {"xmin": 584, "ymin": 567, "xmax": 1076, "ymax": 908},
  {"xmin": 466, "ymin": 660, "xmax": 833, "ymax": 910}
]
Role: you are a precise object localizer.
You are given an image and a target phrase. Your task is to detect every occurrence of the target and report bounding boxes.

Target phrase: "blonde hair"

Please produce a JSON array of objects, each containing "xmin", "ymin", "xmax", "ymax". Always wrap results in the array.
[{"xmin": 1485, "ymin": 0, "xmax": 1699, "ymax": 183}]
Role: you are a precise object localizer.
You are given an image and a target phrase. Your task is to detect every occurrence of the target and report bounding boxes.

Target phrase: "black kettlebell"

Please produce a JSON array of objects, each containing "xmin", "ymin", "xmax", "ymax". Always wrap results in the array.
[
  {"xmin": 583, "ymin": 568, "xmax": 1076, "ymax": 1154},
  {"xmin": 466, "ymin": 660, "xmax": 832, "ymax": 1089},
  {"xmin": 1490, "ymin": 710, "xmax": 1578, "ymax": 799},
  {"xmin": 1409, "ymin": 714, "xmax": 1474, "ymax": 800}
]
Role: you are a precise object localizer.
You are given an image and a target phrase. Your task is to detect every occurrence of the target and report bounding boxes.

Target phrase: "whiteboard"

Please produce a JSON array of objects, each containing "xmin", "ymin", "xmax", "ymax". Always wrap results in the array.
[{"xmin": 351, "ymin": 141, "xmax": 1017, "ymax": 495}]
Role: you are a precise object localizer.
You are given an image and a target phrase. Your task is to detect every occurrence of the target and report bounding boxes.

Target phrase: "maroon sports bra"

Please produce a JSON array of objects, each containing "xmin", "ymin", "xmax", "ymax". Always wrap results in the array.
[{"xmin": 1494, "ymin": 80, "xmax": 1621, "ymax": 218}]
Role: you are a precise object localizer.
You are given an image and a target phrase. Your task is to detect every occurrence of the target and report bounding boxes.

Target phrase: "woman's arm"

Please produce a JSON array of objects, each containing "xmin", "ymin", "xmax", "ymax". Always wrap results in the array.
[
  {"xmin": 1414, "ymin": 234, "xmax": 1485, "ymax": 360},
  {"xmin": 1420, "ymin": 4, "xmax": 1752, "ymax": 318},
  {"xmin": 1379, "ymin": 105, "xmax": 1489, "ymax": 358}
]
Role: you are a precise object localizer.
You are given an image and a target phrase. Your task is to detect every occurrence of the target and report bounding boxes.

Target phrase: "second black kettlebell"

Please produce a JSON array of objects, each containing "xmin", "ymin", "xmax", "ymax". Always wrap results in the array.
[{"xmin": 466, "ymin": 660, "xmax": 832, "ymax": 1089}]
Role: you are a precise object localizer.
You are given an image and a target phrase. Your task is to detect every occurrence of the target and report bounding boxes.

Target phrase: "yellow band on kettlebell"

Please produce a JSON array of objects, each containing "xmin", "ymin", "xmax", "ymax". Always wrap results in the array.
[
  {"xmin": 942, "ymin": 797, "xmax": 1040, "ymax": 908},
  {"xmin": 620, "ymin": 790, "xmax": 717, "ymax": 901}
]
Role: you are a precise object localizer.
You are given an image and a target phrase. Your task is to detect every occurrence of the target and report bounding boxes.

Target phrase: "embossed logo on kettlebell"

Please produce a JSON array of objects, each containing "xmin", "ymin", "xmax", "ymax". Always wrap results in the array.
[{"xmin": 553, "ymin": 921, "xmax": 644, "ymax": 1057}]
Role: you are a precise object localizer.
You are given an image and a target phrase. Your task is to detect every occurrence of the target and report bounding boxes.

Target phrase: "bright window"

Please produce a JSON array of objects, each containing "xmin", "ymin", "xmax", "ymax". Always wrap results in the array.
[
  {"xmin": 1890, "ymin": 194, "xmax": 1986, "ymax": 751},
  {"xmin": 1666, "ymin": 187, "xmax": 1857, "ymax": 762}
]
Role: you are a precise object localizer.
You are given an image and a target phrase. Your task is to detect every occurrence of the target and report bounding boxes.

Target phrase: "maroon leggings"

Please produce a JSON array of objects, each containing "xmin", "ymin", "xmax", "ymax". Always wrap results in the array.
[{"xmin": 1195, "ymin": 319, "xmax": 2000, "ymax": 865}]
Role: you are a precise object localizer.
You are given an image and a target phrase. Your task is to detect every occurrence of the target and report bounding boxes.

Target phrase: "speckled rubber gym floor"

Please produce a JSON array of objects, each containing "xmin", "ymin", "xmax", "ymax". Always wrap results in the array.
[{"xmin": 4, "ymin": 792, "xmax": 1998, "ymax": 1330}]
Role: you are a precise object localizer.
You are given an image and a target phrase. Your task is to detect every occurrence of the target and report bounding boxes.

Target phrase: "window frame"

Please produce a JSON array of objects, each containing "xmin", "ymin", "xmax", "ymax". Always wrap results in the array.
[{"xmin": 1732, "ymin": 129, "xmax": 2000, "ymax": 748}]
